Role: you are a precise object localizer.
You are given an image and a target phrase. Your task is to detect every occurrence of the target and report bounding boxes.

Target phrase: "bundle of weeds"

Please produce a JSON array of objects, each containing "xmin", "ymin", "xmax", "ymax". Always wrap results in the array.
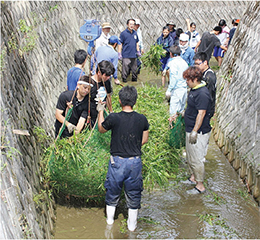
[
  {"xmin": 45, "ymin": 129, "xmax": 111, "ymax": 202},
  {"xmin": 44, "ymin": 83, "xmax": 182, "ymax": 201},
  {"xmin": 140, "ymin": 44, "xmax": 166, "ymax": 76}
]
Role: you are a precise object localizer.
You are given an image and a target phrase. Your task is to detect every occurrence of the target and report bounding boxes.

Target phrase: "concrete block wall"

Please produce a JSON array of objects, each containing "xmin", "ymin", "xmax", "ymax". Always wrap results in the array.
[
  {"xmin": 213, "ymin": 1, "xmax": 260, "ymax": 204},
  {"xmin": 0, "ymin": 1, "xmax": 255, "ymax": 238}
]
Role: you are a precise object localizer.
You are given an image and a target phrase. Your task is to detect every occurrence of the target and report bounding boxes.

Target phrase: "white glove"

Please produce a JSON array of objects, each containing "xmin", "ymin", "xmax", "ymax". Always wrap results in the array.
[
  {"xmin": 189, "ymin": 130, "xmax": 198, "ymax": 144},
  {"xmin": 165, "ymin": 91, "xmax": 171, "ymax": 101},
  {"xmin": 67, "ymin": 123, "xmax": 77, "ymax": 133},
  {"xmin": 96, "ymin": 102, "xmax": 106, "ymax": 112}
]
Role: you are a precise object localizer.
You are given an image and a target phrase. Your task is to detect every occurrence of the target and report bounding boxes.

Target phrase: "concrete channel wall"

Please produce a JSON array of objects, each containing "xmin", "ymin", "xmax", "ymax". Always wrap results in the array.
[
  {"xmin": 213, "ymin": 1, "xmax": 260, "ymax": 204},
  {"xmin": 0, "ymin": 1, "xmax": 255, "ymax": 239}
]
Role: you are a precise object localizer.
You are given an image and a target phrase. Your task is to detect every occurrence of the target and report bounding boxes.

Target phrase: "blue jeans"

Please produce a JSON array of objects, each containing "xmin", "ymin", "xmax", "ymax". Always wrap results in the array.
[{"xmin": 105, "ymin": 156, "xmax": 143, "ymax": 209}]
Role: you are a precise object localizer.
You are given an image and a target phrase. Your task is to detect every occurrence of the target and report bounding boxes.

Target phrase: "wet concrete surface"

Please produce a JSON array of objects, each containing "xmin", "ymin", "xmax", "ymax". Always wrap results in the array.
[
  {"xmin": 54, "ymin": 133, "xmax": 260, "ymax": 239},
  {"xmin": 54, "ymin": 69, "xmax": 260, "ymax": 239}
]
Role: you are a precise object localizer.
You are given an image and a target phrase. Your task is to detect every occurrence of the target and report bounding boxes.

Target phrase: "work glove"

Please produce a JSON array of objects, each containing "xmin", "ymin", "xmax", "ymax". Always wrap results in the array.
[
  {"xmin": 67, "ymin": 123, "xmax": 77, "ymax": 133},
  {"xmin": 165, "ymin": 91, "xmax": 171, "ymax": 101},
  {"xmin": 189, "ymin": 130, "xmax": 198, "ymax": 144},
  {"xmin": 118, "ymin": 52, "xmax": 122, "ymax": 60},
  {"xmin": 162, "ymin": 69, "xmax": 167, "ymax": 76},
  {"xmin": 96, "ymin": 102, "xmax": 106, "ymax": 112},
  {"xmin": 137, "ymin": 51, "xmax": 141, "ymax": 57}
]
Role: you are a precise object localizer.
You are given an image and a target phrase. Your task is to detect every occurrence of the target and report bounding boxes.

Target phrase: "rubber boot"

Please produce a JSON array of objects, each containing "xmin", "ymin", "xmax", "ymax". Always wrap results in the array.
[
  {"xmin": 127, "ymin": 208, "xmax": 138, "ymax": 231},
  {"xmin": 106, "ymin": 205, "xmax": 116, "ymax": 225}
]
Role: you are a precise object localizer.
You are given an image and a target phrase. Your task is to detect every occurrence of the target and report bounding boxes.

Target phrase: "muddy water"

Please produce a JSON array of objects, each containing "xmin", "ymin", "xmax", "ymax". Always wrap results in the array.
[
  {"xmin": 54, "ymin": 69, "xmax": 260, "ymax": 239},
  {"xmin": 54, "ymin": 135, "xmax": 260, "ymax": 239}
]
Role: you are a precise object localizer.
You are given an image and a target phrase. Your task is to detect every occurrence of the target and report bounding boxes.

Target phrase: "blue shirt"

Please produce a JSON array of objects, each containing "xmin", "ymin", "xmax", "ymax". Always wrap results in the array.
[
  {"xmin": 181, "ymin": 47, "xmax": 195, "ymax": 66},
  {"xmin": 67, "ymin": 67, "xmax": 85, "ymax": 90},
  {"xmin": 120, "ymin": 28, "xmax": 139, "ymax": 58},
  {"xmin": 167, "ymin": 56, "xmax": 189, "ymax": 92},
  {"xmin": 92, "ymin": 45, "xmax": 118, "ymax": 79}
]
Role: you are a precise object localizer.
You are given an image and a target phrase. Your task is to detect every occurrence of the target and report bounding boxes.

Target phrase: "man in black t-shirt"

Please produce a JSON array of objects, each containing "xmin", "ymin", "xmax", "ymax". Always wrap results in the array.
[
  {"xmin": 194, "ymin": 52, "xmax": 216, "ymax": 118},
  {"xmin": 90, "ymin": 60, "xmax": 115, "ymax": 127},
  {"xmin": 183, "ymin": 66, "xmax": 211, "ymax": 195},
  {"xmin": 97, "ymin": 86, "xmax": 149, "ymax": 232},
  {"xmin": 55, "ymin": 75, "xmax": 92, "ymax": 139},
  {"xmin": 194, "ymin": 26, "xmax": 227, "ymax": 63}
]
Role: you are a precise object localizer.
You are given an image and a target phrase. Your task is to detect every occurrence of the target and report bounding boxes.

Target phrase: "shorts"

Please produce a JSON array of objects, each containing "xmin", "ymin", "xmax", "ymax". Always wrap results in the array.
[
  {"xmin": 105, "ymin": 155, "xmax": 143, "ymax": 209},
  {"xmin": 213, "ymin": 46, "xmax": 225, "ymax": 58}
]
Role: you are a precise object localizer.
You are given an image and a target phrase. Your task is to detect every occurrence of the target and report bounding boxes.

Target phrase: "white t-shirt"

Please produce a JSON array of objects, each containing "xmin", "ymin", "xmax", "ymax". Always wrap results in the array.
[
  {"xmin": 217, "ymin": 26, "xmax": 230, "ymax": 46},
  {"xmin": 95, "ymin": 32, "xmax": 111, "ymax": 50}
]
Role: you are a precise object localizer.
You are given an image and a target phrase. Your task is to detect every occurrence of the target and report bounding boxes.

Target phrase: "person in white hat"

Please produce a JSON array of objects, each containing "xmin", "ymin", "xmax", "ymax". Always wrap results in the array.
[
  {"xmin": 179, "ymin": 33, "xmax": 195, "ymax": 66},
  {"xmin": 134, "ymin": 19, "xmax": 144, "ymax": 75},
  {"xmin": 95, "ymin": 22, "xmax": 112, "ymax": 50}
]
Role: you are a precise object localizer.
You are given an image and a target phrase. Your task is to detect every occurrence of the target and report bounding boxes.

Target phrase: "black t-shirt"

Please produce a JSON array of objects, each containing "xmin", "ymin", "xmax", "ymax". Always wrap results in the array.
[
  {"xmin": 203, "ymin": 68, "xmax": 216, "ymax": 118},
  {"xmin": 102, "ymin": 111, "xmax": 149, "ymax": 158},
  {"xmin": 184, "ymin": 86, "xmax": 211, "ymax": 134},
  {"xmin": 55, "ymin": 90, "xmax": 89, "ymax": 138},
  {"xmin": 90, "ymin": 78, "xmax": 112, "ymax": 125},
  {"xmin": 198, "ymin": 32, "xmax": 221, "ymax": 62}
]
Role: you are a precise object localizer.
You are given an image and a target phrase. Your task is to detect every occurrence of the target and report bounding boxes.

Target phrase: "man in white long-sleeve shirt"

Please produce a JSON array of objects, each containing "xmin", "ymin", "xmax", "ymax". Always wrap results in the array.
[{"xmin": 165, "ymin": 45, "xmax": 188, "ymax": 125}]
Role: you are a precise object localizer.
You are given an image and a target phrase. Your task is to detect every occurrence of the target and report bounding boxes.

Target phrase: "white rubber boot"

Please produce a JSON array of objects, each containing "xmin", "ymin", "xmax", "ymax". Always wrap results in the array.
[
  {"xmin": 106, "ymin": 205, "xmax": 116, "ymax": 225},
  {"xmin": 127, "ymin": 209, "xmax": 138, "ymax": 231}
]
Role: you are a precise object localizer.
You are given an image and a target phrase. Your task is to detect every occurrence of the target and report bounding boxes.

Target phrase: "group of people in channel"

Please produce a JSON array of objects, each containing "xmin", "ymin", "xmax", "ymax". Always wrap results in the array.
[{"xmin": 54, "ymin": 17, "xmax": 239, "ymax": 232}]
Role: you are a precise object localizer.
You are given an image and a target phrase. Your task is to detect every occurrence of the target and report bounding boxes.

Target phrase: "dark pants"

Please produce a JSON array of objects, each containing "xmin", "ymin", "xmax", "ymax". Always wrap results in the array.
[
  {"xmin": 122, "ymin": 58, "xmax": 138, "ymax": 81},
  {"xmin": 105, "ymin": 156, "xmax": 143, "ymax": 209}
]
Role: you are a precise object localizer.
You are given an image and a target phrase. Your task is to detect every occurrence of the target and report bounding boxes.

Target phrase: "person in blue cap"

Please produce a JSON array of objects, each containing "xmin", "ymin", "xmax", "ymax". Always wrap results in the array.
[{"xmin": 92, "ymin": 35, "xmax": 121, "ymax": 85}]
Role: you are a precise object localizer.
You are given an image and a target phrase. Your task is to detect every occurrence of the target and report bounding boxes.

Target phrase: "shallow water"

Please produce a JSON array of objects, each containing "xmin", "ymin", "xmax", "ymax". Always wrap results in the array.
[
  {"xmin": 54, "ymin": 136, "xmax": 260, "ymax": 239},
  {"xmin": 54, "ymin": 69, "xmax": 260, "ymax": 239}
]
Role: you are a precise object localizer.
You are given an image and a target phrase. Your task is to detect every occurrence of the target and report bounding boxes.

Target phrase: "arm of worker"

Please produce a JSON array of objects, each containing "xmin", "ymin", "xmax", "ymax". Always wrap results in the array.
[
  {"xmin": 220, "ymin": 45, "xmax": 228, "ymax": 51},
  {"xmin": 166, "ymin": 69, "xmax": 178, "ymax": 93},
  {"xmin": 193, "ymin": 110, "xmax": 206, "ymax": 132},
  {"xmin": 97, "ymin": 104, "xmax": 107, "ymax": 133},
  {"xmin": 142, "ymin": 130, "xmax": 149, "ymax": 145},
  {"xmin": 194, "ymin": 40, "xmax": 201, "ymax": 52},
  {"xmin": 189, "ymin": 109, "xmax": 206, "ymax": 144},
  {"xmin": 106, "ymin": 94, "xmax": 113, "ymax": 113},
  {"xmin": 75, "ymin": 117, "xmax": 87, "ymax": 134},
  {"xmin": 55, "ymin": 108, "xmax": 77, "ymax": 133},
  {"xmin": 186, "ymin": 19, "xmax": 191, "ymax": 32}
]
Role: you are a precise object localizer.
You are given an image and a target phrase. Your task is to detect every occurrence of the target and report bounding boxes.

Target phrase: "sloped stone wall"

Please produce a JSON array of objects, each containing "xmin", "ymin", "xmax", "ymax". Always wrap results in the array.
[
  {"xmin": 213, "ymin": 1, "xmax": 260, "ymax": 204},
  {"xmin": 0, "ymin": 1, "xmax": 253, "ymax": 239}
]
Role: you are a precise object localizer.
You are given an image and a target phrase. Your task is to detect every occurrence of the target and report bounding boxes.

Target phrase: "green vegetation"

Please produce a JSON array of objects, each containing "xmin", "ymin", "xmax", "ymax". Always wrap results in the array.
[
  {"xmin": 19, "ymin": 19, "xmax": 38, "ymax": 54},
  {"xmin": 41, "ymin": 84, "xmax": 182, "ymax": 204},
  {"xmin": 0, "ymin": 45, "xmax": 6, "ymax": 74},
  {"xmin": 1, "ymin": 111, "xmax": 22, "ymax": 161},
  {"xmin": 141, "ymin": 44, "xmax": 166, "ymax": 75}
]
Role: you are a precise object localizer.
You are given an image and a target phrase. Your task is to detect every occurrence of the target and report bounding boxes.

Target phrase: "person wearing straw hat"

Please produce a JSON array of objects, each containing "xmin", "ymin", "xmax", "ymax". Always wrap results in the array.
[
  {"xmin": 55, "ymin": 75, "xmax": 92, "ymax": 139},
  {"xmin": 96, "ymin": 22, "xmax": 112, "ymax": 50}
]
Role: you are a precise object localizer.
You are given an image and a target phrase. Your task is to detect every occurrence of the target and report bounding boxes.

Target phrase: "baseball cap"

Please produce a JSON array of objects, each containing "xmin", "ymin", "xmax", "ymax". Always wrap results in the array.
[
  {"xmin": 102, "ymin": 22, "xmax": 112, "ymax": 29},
  {"xmin": 135, "ymin": 19, "xmax": 141, "ymax": 25},
  {"xmin": 109, "ymin": 35, "xmax": 121, "ymax": 45},
  {"xmin": 235, "ymin": 19, "xmax": 240, "ymax": 23}
]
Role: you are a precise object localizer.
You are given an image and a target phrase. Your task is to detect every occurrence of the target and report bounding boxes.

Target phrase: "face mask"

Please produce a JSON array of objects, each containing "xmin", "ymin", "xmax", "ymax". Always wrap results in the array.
[{"xmin": 179, "ymin": 42, "xmax": 189, "ymax": 53}]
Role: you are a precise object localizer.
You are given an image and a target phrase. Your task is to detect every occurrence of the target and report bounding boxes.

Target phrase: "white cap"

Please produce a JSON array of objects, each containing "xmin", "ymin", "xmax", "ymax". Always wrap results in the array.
[
  {"xmin": 179, "ymin": 33, "xmax": 189, "ymax": 42},
  {"xmin": 135, "ymin": 19, "xmax": 140, "ymax": 25}
]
